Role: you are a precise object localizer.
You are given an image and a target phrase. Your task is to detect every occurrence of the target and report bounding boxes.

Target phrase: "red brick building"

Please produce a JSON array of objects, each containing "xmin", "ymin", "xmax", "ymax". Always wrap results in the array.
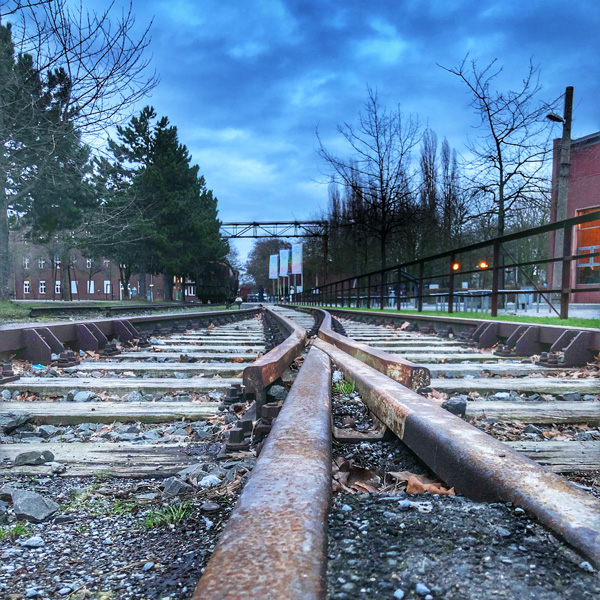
[
  {"xmin": 8, "ymin": 233, "xmax": 198, "ymax": 302},
  {"xmin": 550, "ymin": 131, "xmax": 600, "ymax": 303}
]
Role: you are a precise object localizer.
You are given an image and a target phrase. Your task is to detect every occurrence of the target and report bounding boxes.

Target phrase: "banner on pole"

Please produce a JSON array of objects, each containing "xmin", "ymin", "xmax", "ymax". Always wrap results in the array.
[
  {"xmin": 279, "ymin": 249, "xmax": 290, "ymax": 277},
  {"xmin": 291, "ymin": 243, "xmax": 303, "ymax": 274},
  {"xmin": 269, "ymin": 255, "xmax": 279, "ymax": 279}
]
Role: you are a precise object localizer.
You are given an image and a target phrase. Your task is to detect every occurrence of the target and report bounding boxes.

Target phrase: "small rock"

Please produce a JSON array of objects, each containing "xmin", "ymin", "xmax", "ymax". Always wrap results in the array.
[
  {"xmin": 73, "ymin": 391, "xmax": 97, "ymax": 403},
  {"xmin": 200, "ymin": 501, "xmax": 220, "ymax": 513},
  {"xmin": 20, "ymin": 536, "xmax": 45, "ymax": 548},
  {"xmin": 562, "ymin": 392, "xmax": 582, "ymax": 402},
  {"xmin": 1, "ymin": 389, "xmax": 12, "ymax": 400},
  {"xmin": 12, "ymin": 489, "xmax": 60, "ymax": 523},
  {"xmin": 415, "ymin": 583, "xmax": 431, "ymax": 596},
  {"xmin": 14, "ymin": 450, "xmax": 54, "ymax": 466},
  {"xmin": 25, "ymin": 589, "xmax": 40, "ymax": 598},
  {"xmin": 524, "ymin": 424, "xmax": 543, "ymax": 435},
  {"xmin": 122, "ymin": 391, "xmax": 144, "ymax": 403},
  {"xmin": 393, "ymin": 590, "xmax": 405, "ymax": 600},
  {"xmin": 37, "ymin": 424, "xmax": 64, "ymax": 439},
  {"xmin": 58, "ymin": 587, "xmax": 72, "ymax": 596},
  {"xmin": 0, "ymin": 411, "xmax": 33, "ymax": 434},
  {"xmin": 161, "ymin": 477, "xmax": 193, "ymax": 496},
  {"xmin": 497, "ymin": 526, "xmax": 511, "ymax": 538},
  {"xmin": 198, "ymin": 474, "xmax": 221, "ymax": 488},
  {"xmin": 580, "ymin": 561, "xmax": 595, "ymax": 573},
  {"xmin": 0, "ymin": 483, "xmax": 18, "ymax": 501},
  {"xmin": 574, "ymin": 431, "xmax": 595, "ymax": 441},
  {"xmin": 143, "ymin": 562, "xmax": 155, "ymax": 571},
  {"xmin": 267, "ymin": 384, "xmax": 288, "ymax": 402},
  {"xmin": 442, "ymin": 396, "xmax": 467, "ymax": 417}
]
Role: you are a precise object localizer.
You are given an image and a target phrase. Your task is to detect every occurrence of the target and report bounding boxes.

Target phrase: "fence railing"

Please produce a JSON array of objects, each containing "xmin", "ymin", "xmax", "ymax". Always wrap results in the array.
[{"xmin": 295, "ymin": 211, "xmax": 600, "ymax": 319}]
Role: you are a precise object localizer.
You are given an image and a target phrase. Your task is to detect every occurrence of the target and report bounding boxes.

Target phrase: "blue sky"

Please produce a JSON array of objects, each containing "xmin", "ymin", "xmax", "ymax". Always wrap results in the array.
[{"xmin": 84, "ymin": 1, "xmax": 600, "ymax": 255}]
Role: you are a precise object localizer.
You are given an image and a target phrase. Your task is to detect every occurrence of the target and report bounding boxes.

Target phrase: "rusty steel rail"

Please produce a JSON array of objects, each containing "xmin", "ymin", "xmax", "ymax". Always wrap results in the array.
[
  {"xmin": 324, "ymin": 307, "xmax": 600, "ymax": 353},
  {"xmin": 314, "ymin": 336, "xmax": 600, "ymax": 567},
  {"xmin": 0, "ymin": 308, "xmax": 260, "ymax": 363},
  {"xmin": 309, "ymin": 308, "xmax": 430, "ymax": 391},
  {"xmin": 243, "ymin": 306, "xmax": 307, "ymax": 402},
  {"xmin": 193, "ymin": 345, "xmax": 332, "ymax": 600}
]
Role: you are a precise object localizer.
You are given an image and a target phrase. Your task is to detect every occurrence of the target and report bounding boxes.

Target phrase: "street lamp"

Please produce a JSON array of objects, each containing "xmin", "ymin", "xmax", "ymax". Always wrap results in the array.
[{"xmin": 547, "ymin": 86, "xmax": 573, "ymax": 294}]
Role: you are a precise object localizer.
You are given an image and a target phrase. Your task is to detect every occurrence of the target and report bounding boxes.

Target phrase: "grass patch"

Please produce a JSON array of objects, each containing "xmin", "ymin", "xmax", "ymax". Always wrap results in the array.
[
  {"xmin": 0, "ymin": 300, "xmax": 30, "ymax": 320},
  {"xmin": 0, "ymin": 522, "xmax": 33, "ymax": 541},
  {"xmin": 322, "ymin": 306, "xmax": 600, "ymax": 329},
  {"xmin": 333, "ymin": 380, "xmax": 356, "ymax": 395},
  {"xmin": 144, "ymin": 501, "xmax": 193, "ymax": 529}
]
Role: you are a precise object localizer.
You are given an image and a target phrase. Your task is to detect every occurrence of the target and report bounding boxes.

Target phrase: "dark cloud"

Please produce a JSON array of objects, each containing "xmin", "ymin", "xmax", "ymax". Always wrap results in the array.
[{"xmin": 80, "ymin": 0, "xmax": 599, "ymax": 255}]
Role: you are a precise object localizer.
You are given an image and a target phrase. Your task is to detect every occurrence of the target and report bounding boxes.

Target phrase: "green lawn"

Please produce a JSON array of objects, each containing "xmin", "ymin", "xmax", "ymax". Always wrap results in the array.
[
  {"xmin": 0, "ymin": 300, "xmax": 30, "ymax": 321},
  {"xmin": 315, "ymin": 305, "xmax": 600, "ymax": 330},
  {"xmin": 0, "ymin": 300, "xmax": 230, "ymax": 325}
]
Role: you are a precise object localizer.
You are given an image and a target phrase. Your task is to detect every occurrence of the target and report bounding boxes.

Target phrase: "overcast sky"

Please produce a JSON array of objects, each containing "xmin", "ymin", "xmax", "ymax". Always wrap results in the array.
[{"xmin": 83, "ymin": 1, "xmax": 600, "ymax": 256}]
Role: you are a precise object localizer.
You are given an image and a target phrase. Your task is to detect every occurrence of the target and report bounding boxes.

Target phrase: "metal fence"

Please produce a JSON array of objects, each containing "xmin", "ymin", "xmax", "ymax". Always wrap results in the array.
[{"xmin": 295, "ymin": 210, "xmax": 600, "ymax": 319}]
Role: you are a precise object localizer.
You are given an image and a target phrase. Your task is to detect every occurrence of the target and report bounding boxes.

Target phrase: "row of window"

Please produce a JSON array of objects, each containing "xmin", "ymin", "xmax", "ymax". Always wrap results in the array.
[
  {"xmin": 22, "ymin": 258, "xmax": 110, "ymax": 270},
  {"xmin": 23, "ymin": 280, "xmax": 112, "ymax": 295}
]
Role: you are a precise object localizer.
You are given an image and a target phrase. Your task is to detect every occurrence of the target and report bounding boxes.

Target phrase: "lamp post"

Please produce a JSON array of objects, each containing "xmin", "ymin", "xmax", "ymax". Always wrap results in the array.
[{"xmin": 547, "ymin": 86, "xmax": 573, "ymax": 296}]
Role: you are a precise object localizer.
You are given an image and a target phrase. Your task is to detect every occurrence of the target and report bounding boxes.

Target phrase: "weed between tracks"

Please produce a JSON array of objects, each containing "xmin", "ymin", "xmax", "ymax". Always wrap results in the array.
[
  {"xmin": 144, "ymin": 502, "xmax": 194, "ymax": 529},
  {"xmin": 0, "ymin": 522, "xmax": 33, "ymax": 541}
]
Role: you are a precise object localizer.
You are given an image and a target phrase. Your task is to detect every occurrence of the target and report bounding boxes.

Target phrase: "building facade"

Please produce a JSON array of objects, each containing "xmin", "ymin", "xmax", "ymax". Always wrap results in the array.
[
  {"xmin": 550, "ymin": 131, "xmax": 600, "ymax": 303},
  {"xmin": 8, "ymin": 233, "xmax": 198, "ymax": 302}
]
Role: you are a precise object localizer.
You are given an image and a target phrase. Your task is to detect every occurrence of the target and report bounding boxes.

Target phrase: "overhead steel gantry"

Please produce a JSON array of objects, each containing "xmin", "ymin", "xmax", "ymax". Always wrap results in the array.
[
  {"xmin": 221, "ymin": 221, "xmax": 329, "ymax": 282},
  {"xmin": 220, "ymin": 221, "xmax": 327, "ymax": 239}
]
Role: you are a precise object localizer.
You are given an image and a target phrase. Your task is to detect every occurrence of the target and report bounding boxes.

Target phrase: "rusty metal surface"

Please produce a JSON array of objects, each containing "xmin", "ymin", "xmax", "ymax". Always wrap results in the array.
[
  {"xmin": 0, "ymin": 308, "xmax": 260, "ymax": 356},
  {"xmin": 314, "ymin": 308, "xmax": 430, "ymax": 391},
  {"xmin": 193, "ymin": 346, "xmax": 332, "ymax": 600},
  {"xmin": 314, "ymin": 337, "xmax": 600, "ymax": 567},
  {"xmin": 243, "ymin": 306, "xmax": 307, "ymax": 396},
  {"xmin": 323, "ymin": 307, "xmax": 600, "ymax": 352}
]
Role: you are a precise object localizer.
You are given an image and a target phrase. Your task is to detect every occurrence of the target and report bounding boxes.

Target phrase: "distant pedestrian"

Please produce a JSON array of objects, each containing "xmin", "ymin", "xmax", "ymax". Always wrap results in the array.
[{"xmin": 235, "ymin": 295, "xmax": 243, "ymax": 309}]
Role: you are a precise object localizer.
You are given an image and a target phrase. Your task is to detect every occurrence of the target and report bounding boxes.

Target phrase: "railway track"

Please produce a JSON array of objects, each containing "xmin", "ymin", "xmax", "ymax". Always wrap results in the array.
[{"xmin": 1, "ymin": 305, "xmax": 600, "ymax": 599}]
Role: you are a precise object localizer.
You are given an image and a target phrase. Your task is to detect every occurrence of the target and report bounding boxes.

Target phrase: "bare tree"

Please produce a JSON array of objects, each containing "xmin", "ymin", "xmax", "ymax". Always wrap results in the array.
[
  {"xmin": 0, "ymin": 0, "xmax": 157, "ymax": 299},
  {"xmin": 3, "ymin": 0, "xmax": 158, "ymax": 136},
  {"xmin": 318, "ymin": 87, "xmax": 421, "ymax": 270},
  {"xmin": 440, "ymin": 56, "xmax": 558, "ymax": 237}
]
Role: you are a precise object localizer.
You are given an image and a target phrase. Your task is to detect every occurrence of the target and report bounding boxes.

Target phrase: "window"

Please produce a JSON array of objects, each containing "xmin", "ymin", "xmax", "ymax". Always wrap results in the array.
[
  {"xmin": 86, "ymin": 258, "xmax": 92, "ymax": 268},
  {"xmin": 87, "ymin": 280, "xmax": 95, "ymax": 294},
  {"xmin": 23, "ymin": 257, "xmax": 30, "ymax": 269},
  {"xmin": 39, "ymin": 280, "xmax": 46, "ymax": 294},
  {"xmin": 23, "ymin": 281, "xmax": 30, "ymax": 294},
  {"xmin": 104, "ymin": 280, "xmax": 111, "ymax": 294},
  {"xmin": 576, "ymin": 208, "xmax": 600, "ymax": 285},
  {"xmin": 103, "ymin": 259, "xmax": 110, "ymax": 267},
  {"xmin": 38, "ymin": 257, "xmax": 46, "ymax": 269},
  {"xmin": 55, "ymin": 280, "xmax": 61, "ymax": 294},
  {"xmin": 71, "ymin": 258, "xmax": 77, "ymax": 267},
  {"xmin": 54, "ymin": 257, "xmax": 60, "ymax": 269},
  {"xmin": 71, "ymin": 281, "xmax": 78, "ymax": 295}
]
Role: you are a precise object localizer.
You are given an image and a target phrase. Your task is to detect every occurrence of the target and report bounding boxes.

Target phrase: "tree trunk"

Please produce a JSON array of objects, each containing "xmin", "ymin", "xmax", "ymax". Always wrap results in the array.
[
  {"xmin": 164, "ymin": 271, "xmax": 173, "ymax": 301},
  {"xmin": 61, "ymin": 249, "xmax": 72, "ymax": 300},
  {"xmin": 0, "ymin": 193, "xmax": 10, "ymax": 300},
  {"xmin": 138, "ymin": 263, "xmax": 147, "ymax": 300}
]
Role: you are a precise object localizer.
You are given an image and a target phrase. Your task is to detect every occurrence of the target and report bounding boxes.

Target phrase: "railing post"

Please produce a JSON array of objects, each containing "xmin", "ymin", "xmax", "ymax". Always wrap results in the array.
[
  {"xmin": 346, "ymin": 279, "xmax": 350, "ymax": 307},
  {"xmin": 448, "ymin": 254, "xmax": 455, "ymax": 314},
  {"xmin": 560, "ymin": 223, "xmax": 573, "ymax": 319},
  {"xmin": 380, "ymin": 272, "xmax": 385, "ymax": 310},
  {"xmin": 491, "ymin": 241, "xmax": 500, "ymax": 317},
  {"xmin": 367, "ymin": 274, "xmax": 371, "ymax": 310},
  {"xmin": 396, "ymin": 267, "xmax": 401, "ymax": 311},
  {"xmin": 356, "ymin": 277, "xmax": 360, "ymax": 309},
  {"xmin": 418, "ymin": 261, "xmax": 424, "ymax": 312}
]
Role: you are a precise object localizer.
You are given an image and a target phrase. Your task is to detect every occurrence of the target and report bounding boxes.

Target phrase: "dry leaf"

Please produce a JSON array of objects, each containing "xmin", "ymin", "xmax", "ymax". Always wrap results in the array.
[{"xmin": 406, "ymin": 475, "xmax": 455, "ymax": 496}]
